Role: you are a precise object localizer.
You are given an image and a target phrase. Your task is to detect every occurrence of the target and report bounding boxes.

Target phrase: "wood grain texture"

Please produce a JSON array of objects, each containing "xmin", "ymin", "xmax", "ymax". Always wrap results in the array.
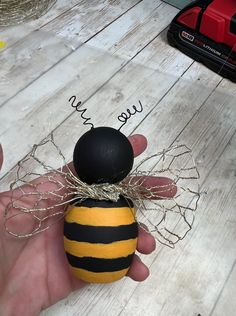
[
  {"xmin": 119, "ymin": 132, "xmax": 236, "ymax": 316},
  {"xmin": 0, "ymin": 1, "xmax": 179, "ymax": 178},
  {"xmin": 211, "ymin": 259, "xmax": 236, "ymax": 316},
  {"xmin": 0, "ymin": 0, "xmax": 140, "ymax": 105},
  {"xmin": 89, "ymin": 1, "xmax": 178, "ymax": 58},
  {"xmin": 1, "ymin": 1, "xmax": 236, "ymax": 315},
  {"xmin": 0, "ymin": 0, "xmax": 80, "ymax": 49}
]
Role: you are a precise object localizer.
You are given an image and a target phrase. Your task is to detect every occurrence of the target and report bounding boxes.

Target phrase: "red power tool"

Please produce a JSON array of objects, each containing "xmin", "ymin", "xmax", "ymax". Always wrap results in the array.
[{"xmin": 167, "ymin": 0, "xmax": 236, "ymax": 82}]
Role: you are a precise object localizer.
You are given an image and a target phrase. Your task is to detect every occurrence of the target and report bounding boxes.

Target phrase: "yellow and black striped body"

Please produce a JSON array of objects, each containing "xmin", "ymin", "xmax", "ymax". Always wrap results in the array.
[{"xmin": 64, "ymin": 196, "xmax": 138, "ymax": 283}]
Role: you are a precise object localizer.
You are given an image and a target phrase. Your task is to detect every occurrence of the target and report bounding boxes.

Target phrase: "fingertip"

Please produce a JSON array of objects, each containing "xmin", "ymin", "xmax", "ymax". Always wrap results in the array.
[
  {"xmin": 137, "ymin": 225, "xmax": 156, "ymax": 254},
  {"xmin": 128, "ymin": 134, "xmax": 147, "ymax": 157},
  {"xmin": 127, "ymin": 255, "xmax": 150, "ymax": 282}
]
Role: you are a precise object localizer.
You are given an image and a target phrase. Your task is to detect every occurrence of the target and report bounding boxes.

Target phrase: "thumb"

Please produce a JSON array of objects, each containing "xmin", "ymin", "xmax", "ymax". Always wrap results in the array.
[{"xmin": 0, "ymin": 144, "xmax": 3, "ymax": 171}]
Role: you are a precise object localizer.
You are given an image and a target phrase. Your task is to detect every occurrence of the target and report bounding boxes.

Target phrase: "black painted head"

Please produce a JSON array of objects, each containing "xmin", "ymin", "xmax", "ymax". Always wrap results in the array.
[{"xmin": 73, "ymin": 127, "xmax": 134, "ymax": 184}]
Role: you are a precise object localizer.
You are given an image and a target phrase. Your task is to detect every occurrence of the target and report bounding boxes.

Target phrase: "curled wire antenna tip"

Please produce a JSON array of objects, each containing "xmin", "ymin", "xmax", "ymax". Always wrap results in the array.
[
  {"xmin": 118, "ymin": 100, "xmax": 143, "ymax": 131},
  {"xmin": 69, "ymin": 96, "xmax": 94, "ymax": 129}
]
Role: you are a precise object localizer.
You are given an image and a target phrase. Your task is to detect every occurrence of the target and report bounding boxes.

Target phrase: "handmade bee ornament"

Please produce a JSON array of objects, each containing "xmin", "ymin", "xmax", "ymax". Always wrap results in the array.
[
  {"xmin": 64, "ymin": 126, "xmax": 137, "ymax": 283},
  {"xmin": 4, "ymin": 98, "xmax": 200, "ymax": 284}
]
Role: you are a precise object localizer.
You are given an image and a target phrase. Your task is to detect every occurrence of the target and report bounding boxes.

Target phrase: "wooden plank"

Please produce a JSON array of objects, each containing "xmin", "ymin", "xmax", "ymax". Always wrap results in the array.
[
  {"xmin": 0, "ymin": 1, "xmax": 180, "ymax": 175},
  {"xmin": 0, "ymin": 44, "xmax": 224, "ymax": 183},
  {"xmin": 108, "ymin": 95, "xmax": 236, "ymax": 316},
  {"xmin": 0, "ymin": 0, "xmax": 139, "ymax": 51},
  {"xmin": 89, "ymin": 2, "xmax": 178, "ymax": 59},
  {"xmin": 1, "ymin": 24, "xmax": 230, "ymax": 185},
  {"xmin": 0, "ymin": 0, "xmax": 81, "ymax": 49},
  {"xmin": 211, "ymin": 260, "xmax": 236, "ymax": 316},
  {"xmin": 128, "ymin": 134, "xmax": 236, "ymax": 316},
  {"xmin": 0, "ymin": 60, "xmax": 178, "ymax": 186},
  {"xmin": 133, "ymin": 28, "xmax": 193, "ymax": 77},
  {"xmin": 0, "ymin": 2, "xmax": 183, "ymax": 178},
  {"xmin": 0, "ymin": 0, "xmax": 140, "ymax": 106},
  {"xmin": 45, "ymin": 0, "xmax": 143, "ymax": 46},
  {"xmin": 218, "ymin": 78, "xmax": 236, "ymax": 95},
  {"xmin": 0, "ymin": 45, "xmax": 125, "ymax": 180}
]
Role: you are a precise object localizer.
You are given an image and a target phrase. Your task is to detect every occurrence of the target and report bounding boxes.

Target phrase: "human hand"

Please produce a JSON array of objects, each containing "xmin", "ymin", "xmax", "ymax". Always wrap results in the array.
[{"xmin": 0, "ymin": 136, "xmax": 176, "ymax": 316}]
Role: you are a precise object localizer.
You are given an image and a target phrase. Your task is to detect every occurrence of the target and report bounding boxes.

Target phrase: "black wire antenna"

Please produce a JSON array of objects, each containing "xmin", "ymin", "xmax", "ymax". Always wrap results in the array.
[
  {"xmin": 117, "ymin": 100, "xmax": 143, "ymax": 131},
  {"xmin": 69, "ymin": 96, "xmax": 94, "ymax": 129}
]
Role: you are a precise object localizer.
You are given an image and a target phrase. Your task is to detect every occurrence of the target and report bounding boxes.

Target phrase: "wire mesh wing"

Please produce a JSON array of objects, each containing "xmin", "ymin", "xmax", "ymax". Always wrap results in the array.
[
  {"xmin": 4, "ymin": 136, "xmax": 200, "ymax": 247},
  {"xmin": 122, "ymin": 144, "xmax": 200, "ymax": 248},
  {"xmin": 4, "ymin": 134, "xmax": 77, "ymax": 237}
]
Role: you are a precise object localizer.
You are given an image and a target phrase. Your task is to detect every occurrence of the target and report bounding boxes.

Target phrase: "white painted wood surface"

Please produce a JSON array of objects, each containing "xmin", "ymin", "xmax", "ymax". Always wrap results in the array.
[{"xmin": 0, "ymin": 1, "xmax": 235, "ymax": 315}]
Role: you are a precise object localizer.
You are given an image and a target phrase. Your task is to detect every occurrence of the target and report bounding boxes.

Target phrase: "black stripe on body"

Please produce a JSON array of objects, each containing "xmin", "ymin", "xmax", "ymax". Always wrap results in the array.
[
  {"xmin": 66, "ymin": 252, "xmax": 134, "ymax": 272},
  {"xmin": 64, "ymin": 222, "xmax": 138, "ymax": 243},
  {"xmin": 71, "ymin": 196, "xmax": 133, "ymax": 208}
]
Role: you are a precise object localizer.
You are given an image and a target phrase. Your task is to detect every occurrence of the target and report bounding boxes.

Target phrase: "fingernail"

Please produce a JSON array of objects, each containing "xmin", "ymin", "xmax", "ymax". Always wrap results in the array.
[{"xmin": 139, "ymin": 223, "xmax": 149, "ymax": 232}]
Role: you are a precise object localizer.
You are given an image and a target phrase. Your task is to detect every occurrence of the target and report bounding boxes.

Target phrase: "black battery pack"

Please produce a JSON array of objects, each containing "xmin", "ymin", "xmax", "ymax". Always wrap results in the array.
[{"xmin": 167, "ymin": 0, "xmax": 236, "ymax": 82}]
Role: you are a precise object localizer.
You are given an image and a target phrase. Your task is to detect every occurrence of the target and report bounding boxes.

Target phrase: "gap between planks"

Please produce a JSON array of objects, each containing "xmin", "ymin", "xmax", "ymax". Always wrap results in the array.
[
  {"xmin": 0, "ymin": 0, "xmax": 143, "ymax": 107},
  {"xmin": 0, "ymin": 1, "xmax": 180, "ymax": 178}
]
